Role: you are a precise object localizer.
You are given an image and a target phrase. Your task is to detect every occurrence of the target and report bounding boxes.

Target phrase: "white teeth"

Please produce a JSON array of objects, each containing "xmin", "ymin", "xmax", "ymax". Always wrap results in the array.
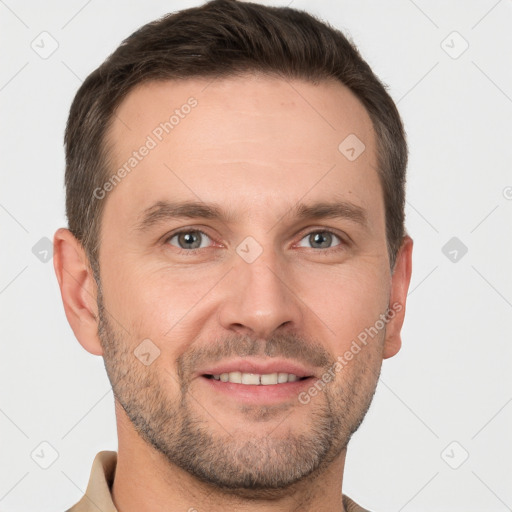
[
  {"xmin": 277, "ymin": 372, "xmax": 289, "ymax": 383},
  {"xmin": 211, "ymin": 372, "xmax": 303, "ymax": 385},
  {"xmin": 229, "ymin": 371, "xmax": 242, "ymax": 383},
  {"xmin": 260, "ymin": 373, "xmax": 278, "ymax": 385},
  {"xmin": 241, "ymin": 373, "xmax": 260, "ymax": 385}
]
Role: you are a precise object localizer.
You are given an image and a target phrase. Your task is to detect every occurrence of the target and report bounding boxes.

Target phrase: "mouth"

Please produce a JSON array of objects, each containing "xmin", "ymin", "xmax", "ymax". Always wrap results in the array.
[
  {"xmin": 202, "ymin": 372, "xmax": 311, "ymax": 385},
  {"xmin": 199, "ymin": 371, "xmax": 316, "ymax": 405},
  {"xmin": 195, "ymin": 358, "xmax": 320, "ymax": 404}
]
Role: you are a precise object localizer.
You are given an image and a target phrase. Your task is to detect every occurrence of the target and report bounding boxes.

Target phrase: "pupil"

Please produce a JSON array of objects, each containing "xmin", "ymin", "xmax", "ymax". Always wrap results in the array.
[
  {"xmin": 312, "ymin": 232, "xmax": 331, "ymax": 248},
  {"xmin": 180, "ymin": 231, "xmax": 200, "ymax": 249}
]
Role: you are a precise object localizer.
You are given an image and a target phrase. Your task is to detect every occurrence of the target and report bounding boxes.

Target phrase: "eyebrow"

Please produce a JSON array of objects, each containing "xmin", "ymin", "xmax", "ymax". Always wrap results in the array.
[{"xmin": 134, "ymin": 199, "xmax": 368, "ymax": 232}]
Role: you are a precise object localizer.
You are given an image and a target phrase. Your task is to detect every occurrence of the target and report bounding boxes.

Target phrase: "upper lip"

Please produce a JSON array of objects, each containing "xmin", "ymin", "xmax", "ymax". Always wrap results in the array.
[{"xmin": 196, "ymin": 358, "xmax": 318, "ymax": 379}]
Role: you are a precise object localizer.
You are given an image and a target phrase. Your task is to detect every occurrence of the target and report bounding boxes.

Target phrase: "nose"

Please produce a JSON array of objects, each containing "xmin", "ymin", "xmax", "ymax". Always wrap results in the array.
[{"xmin": 216, "ymin": 246, "xmax": 304, "ymax": 340}]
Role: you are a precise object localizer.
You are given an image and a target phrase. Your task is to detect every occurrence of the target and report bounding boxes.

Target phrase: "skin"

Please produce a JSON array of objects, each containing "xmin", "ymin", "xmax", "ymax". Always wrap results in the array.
[{"xmin": 53, "ymin": 73, "xmax": 413, "ymax": 512}]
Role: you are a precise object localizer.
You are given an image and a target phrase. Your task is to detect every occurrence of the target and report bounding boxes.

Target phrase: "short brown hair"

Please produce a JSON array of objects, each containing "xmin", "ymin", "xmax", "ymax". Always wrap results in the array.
[{"xmin": 64, "ymin": 0, "xmax": 408, "ymax": 278}]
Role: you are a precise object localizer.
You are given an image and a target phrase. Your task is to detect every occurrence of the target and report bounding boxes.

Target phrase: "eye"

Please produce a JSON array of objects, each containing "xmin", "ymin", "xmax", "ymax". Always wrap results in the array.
[
  {"xmin": 297, "ymin": 230, "xmax": 343, "ymax": 250},
  {"xmin": 167, "ymin": 230, "xmax": 213, "ymax": 250}
]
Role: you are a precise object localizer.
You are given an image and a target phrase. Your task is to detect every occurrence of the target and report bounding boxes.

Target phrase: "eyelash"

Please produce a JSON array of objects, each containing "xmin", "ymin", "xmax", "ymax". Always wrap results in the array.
[{"xmin": 164, "ymin": 228, "xmax": 348, "ymax": 255}]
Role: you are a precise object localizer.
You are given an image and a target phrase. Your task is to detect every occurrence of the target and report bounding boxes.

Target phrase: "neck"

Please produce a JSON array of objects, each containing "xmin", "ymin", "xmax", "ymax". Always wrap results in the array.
[{"xmin": 111, "ymin": 405, "xmax": 347, "ymax": 512}]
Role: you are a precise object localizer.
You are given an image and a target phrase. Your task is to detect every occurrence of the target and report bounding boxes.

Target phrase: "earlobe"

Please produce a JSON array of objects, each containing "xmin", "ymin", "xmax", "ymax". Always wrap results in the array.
[
  {"xmin": 53, "ymin": 228, "xmax": 104, "ymax": 356},
  {"xmin": 382, "ymin": 235, "xmax": 413, "ymax": 359}
]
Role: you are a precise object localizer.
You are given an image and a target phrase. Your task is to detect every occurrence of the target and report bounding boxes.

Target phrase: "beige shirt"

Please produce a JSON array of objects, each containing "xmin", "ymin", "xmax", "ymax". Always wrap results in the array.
[{"xmin": 66, "ymin": 451, "xmax": 370, "ymax": 512}]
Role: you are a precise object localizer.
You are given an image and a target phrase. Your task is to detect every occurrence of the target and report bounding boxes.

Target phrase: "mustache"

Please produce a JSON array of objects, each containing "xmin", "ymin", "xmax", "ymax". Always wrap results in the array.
[{"xmin": 177, "ymin": 331, "xmax": 334, "ymax": 379}]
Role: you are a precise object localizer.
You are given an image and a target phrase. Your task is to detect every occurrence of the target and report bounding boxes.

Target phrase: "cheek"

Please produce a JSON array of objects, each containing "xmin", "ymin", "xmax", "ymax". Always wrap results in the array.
[
  {"xmin": 101, "ymin": 238, "xmax": 390, "ymax": 354},
  {"xmin": 110, "ymin": 262, "xmax": 218, "ymax": 341},
  {"xmin": 297, "ymin": 263, "xmax": 390, "ymax": 351}
]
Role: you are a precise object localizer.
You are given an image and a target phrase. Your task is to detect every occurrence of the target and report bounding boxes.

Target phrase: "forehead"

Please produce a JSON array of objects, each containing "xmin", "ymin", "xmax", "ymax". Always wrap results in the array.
[{"xmin": 102, "ymin": 74, "xmax": 382, "ymax": 232}]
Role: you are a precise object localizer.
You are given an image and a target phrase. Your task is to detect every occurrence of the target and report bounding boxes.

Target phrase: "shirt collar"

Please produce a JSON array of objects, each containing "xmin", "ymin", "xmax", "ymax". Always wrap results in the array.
[{"xmin": 67, "ymin": 450, "xmax": 117, "ymax": 512}]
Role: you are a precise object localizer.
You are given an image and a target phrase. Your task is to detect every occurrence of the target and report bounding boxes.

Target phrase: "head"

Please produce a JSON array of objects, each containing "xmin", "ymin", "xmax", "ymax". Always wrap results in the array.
[{"xmin": 54, "ymin": 0, "xmax": 413, "ymax": 495}]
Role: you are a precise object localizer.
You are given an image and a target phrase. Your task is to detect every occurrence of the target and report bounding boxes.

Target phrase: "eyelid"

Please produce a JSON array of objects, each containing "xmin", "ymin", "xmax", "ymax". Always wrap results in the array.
[
  {"xmin": 163, "ymin": 225, "xmax": 350, "ymax": 254},
  {"xmin": 294, "ymin": 228, "xmax": 348, "ymax": 250},
  {"xmin": 163, "ymin": 227, "xmax": 218, "ymax": 249}
]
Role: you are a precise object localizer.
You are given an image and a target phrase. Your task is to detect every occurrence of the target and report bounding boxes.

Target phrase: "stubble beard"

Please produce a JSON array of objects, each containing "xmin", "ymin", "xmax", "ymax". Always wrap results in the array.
[{"xmin": 96, "ymin": 286, "xmax": 382, "ymax": 494}]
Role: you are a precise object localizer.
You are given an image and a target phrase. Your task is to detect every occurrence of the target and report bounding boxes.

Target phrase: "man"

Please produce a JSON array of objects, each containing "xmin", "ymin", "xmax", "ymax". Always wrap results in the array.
[{"xmin": 53, "ymin": 0, "xmax": 413, "ymax": 510}]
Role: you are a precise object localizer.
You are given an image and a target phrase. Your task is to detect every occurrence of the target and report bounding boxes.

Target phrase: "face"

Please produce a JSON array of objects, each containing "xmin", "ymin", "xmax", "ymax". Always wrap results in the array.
[{"xmin": 95, "ymin": 74, "xmax": 403, "ymax": 490}]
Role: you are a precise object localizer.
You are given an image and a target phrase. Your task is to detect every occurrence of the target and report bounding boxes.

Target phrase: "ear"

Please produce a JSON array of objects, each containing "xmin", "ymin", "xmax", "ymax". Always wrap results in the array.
[
  {"xmin": 382, "ymin": 235, "xmax": 413, "ymax": 359},
  {"xmin": 53, "ymin": 228, "xmax": 103, "ymax": 356}
]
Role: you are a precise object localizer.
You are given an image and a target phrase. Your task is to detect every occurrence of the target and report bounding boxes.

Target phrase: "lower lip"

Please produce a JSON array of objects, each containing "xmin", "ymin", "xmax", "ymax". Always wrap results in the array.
[{"xmin": 199, "ymin": 375, "xmax": 316, "ymax": 405}]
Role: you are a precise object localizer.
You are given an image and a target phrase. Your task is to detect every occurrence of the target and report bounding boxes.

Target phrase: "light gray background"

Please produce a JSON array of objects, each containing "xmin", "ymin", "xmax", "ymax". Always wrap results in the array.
[{"xmin": 1, "ymin": 1, "xmax": 511, "ymax": 511}]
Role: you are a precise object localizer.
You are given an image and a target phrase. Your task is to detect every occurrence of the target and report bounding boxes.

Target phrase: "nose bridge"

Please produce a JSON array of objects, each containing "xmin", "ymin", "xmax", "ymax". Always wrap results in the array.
[{"xmin": 217, "ymin": 237, "xmax": 303, "ymax": 338}]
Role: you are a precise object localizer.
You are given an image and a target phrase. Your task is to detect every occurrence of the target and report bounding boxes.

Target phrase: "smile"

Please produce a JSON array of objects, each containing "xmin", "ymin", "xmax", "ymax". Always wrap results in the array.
[{"xmin": 203, "ymin": 372, "xmax": 309, "ymax": 385}]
